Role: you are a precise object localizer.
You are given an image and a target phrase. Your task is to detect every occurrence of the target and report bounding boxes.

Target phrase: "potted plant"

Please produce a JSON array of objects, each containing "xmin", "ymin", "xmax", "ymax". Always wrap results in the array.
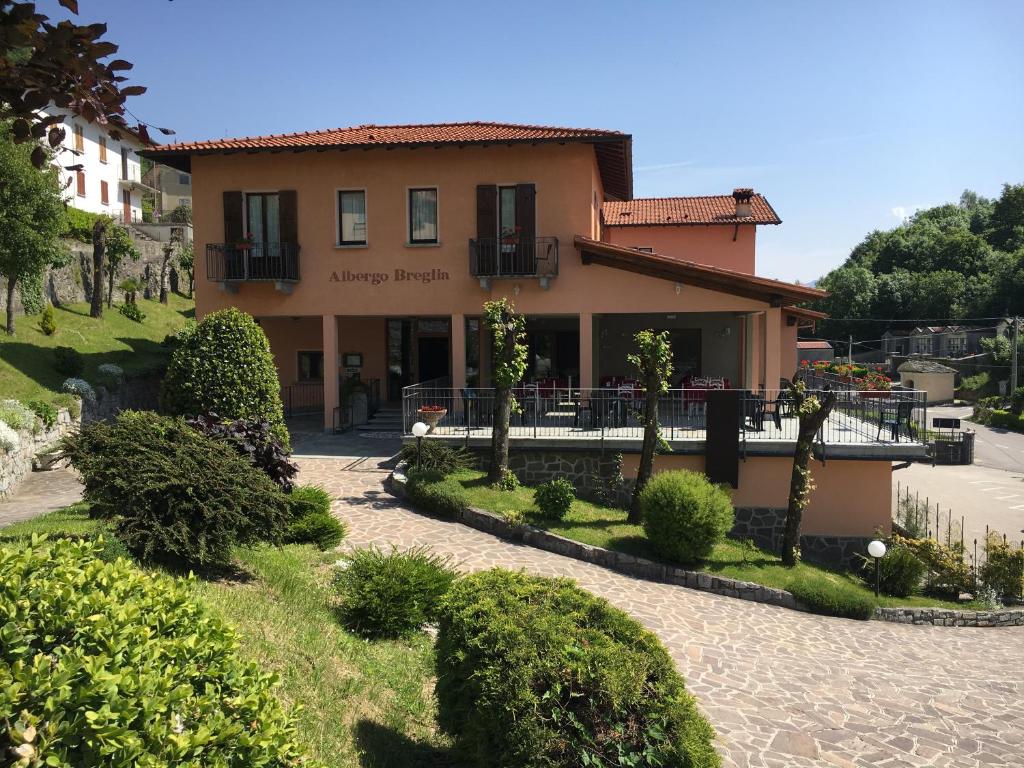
[
  {"xmin": 856, "ymin": 371, "xmax": 893, "ymax": 398},
  {"xmin": 417, "ymin": 404, "xmax": 447, "ymax": 433},
  {"xmin": 236, "ymin": 232, "xmax": 256, "ymax": 251}
]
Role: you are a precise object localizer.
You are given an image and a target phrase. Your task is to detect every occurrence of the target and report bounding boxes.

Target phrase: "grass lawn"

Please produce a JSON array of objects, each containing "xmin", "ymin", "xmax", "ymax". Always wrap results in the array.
[
  {"xmin": 0, "ymin": 294, "xmax": 194, "ymax": 407},
  {"xmin": 0, "ymin": 507, "xmax": 454, "ymax": 768},
  {"xmin": 447, "ymin": 469, "xmax": 974, "ymax": 611}
]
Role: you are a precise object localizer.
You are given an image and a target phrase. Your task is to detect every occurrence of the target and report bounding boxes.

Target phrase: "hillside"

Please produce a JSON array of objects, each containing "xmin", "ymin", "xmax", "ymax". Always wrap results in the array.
[{"xmin": 0, "ymin": 295, "xmax": 194, "ymax": 406}]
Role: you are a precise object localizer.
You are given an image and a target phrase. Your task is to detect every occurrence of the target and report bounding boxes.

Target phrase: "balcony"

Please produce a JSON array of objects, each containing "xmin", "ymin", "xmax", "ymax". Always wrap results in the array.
[
  {"xmin": 469, "ymin": 236, "xmax": 558, "ymax": 289},
  {"xmin": 206, "ymin": 242, "xmax": 300, "ymax": 293}
]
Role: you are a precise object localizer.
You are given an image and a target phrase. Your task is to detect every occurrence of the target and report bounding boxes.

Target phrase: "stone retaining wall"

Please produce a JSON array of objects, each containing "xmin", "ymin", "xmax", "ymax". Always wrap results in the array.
[
  {"xmin": 390, "ymin": 464, "xmax": 1023, "ymax": 627},
  {"xmin": 81, "ymin": 374, "xmax": 163, "ymax": 424},
  {"xmin": 0, "ymin": 407, "xmax": 78, "ymax": 500},
  {"xmin": 731, "ymin": 506, "xmax": 872, "ymax": 569}
]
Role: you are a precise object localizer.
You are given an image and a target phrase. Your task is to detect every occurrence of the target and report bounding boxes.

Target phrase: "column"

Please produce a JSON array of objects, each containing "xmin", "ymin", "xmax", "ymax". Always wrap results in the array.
[
  {"xmin": 451, "ymin": 313, "xmax": 466, "ymax": 391},
  {"xmin": 765, "ymin": 307, "xmax": 782, "ymax": 394},
  {"xmin": 322, "ymin": 314, "xmax": 338, "ymax": 431},
  {"xmin": 579, "ymin": 312, "xmax": 594, "ymax": 390}
]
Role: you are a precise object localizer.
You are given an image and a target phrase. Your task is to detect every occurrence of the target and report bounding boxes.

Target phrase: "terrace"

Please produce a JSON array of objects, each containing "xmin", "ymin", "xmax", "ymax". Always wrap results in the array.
[{"xmin": 402, "ymin": 382, "xmax": 929, "ymax": 460}]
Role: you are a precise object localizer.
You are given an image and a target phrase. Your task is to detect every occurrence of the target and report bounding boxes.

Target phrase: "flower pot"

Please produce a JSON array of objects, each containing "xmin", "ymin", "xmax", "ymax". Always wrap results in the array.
[
  {"xmin": 417, "ymin": 408, "xmax": 447, "ymax": 433},
  {"xmin": 858, "ymin": 389, "xmax": 890, "ymax": 399}
]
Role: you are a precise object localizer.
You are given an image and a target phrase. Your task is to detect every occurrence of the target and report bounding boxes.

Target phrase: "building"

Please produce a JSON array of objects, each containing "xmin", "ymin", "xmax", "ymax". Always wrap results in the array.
[
  {"xmin": 43, "ymin": 107, "xmax": 155, "ymax": 223},
  {"xmin": 882, "ymin": 324, "xmax": 1008, "ymax": 359},
  {"xmin": 797, "ymin": 339, "xmax": 834, "ymax": 364},
  {"xmin": 897, "ymin": 359, "xmax": 957, "ymax": 404},
  {"xmin": 143, "ymin": 164, "xmax": 193, "ymax": 217},
  {"xmin": 143, "ymin": 121, "xmax": 925, "ymax": 562}
]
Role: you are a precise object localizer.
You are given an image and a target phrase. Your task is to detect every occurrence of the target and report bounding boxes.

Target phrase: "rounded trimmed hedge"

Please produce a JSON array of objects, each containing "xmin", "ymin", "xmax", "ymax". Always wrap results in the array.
[
  {"xmin": 639, "ymin": 471, "xmax": 734, "ymax": 564},
  {"xmin": 161, "ymin": 308, "xmax": 289, "ymax": 447},
  {"xmin": 435, "ymin": 569, "xmax": 719, "ymax": 767},
  {"xmin": 0, "ymin": 537, "xmax": 313, "ymax": 766}
]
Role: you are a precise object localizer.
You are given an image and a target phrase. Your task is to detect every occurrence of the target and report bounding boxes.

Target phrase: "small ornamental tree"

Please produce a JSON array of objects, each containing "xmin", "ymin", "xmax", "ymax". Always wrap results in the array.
[
  {"xmin": 162, "ymin": 308, "xmax": 289, "ymax": 447},
  {"xmin": 89, "ymin": 217, "xmax": 107, "ymax": 318},
  {"xmin": 481, "ymin": 298, "xmax": 527, "ymax": 484},
  {"xmin": 177, "ymin": 241, "xmax": 194, "ymax": 297},
  {"xmin": 781, "ymin": 378, "xmax": 836, "ymax": 566},
  {"xmin": 104, "ymin": 224, "xmax": 139, "ymax": 307},
  {"xmin": 627, "ymin": 329, "xmax": 673, "ymax": 524}
]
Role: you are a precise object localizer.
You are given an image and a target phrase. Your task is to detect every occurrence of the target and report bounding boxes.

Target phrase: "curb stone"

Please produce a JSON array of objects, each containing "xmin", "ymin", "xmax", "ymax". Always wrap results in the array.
[{"xmin": 388, "ymin": 464, "xmax": 1024, "ymax": 627}]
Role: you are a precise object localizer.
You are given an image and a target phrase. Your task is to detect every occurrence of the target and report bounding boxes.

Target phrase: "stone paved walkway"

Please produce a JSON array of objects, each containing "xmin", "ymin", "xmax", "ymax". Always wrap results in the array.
[
  {"xmin": 0, "ymin": 469, "xmax": 82, "ymax": 527},
  {"xmin": 298, "ymin": 457, "xmax": 1024, "ymax": 768}
]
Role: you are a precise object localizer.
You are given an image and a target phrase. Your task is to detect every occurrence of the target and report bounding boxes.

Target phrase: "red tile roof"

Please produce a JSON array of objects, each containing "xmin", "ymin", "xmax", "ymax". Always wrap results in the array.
[
  {"xmin": 602, "ymin": 194, "xmax": 780, "ymax": 227},
  {"xmin": 150, "ymin": 121, "xmax": 627, "ymax": 153},
  {"xmin": 797, "ymin": 340, "xmax": 833, "ymax": 349}
]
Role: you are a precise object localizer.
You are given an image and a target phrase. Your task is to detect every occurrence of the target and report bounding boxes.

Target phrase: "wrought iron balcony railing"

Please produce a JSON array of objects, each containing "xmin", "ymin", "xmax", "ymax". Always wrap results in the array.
[
  {"xmin": 206, "ymin": 242, "xmax": 300, "ymax": 283},
  {"xmin": 469, "ymin": 236, "xmax": 559, "ymax": 280}
]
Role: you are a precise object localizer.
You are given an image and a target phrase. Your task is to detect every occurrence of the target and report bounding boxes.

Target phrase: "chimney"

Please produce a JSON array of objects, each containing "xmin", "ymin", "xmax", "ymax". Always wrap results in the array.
[{"xmin": 732, "ymin": 188, "xmax": 753, "ymax": 218}]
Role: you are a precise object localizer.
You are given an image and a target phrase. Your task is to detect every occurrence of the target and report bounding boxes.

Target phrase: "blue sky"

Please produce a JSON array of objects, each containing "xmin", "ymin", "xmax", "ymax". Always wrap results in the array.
[{"xmin": 68, "ymin": 0, "xmax": 1024, "ymax": 280}]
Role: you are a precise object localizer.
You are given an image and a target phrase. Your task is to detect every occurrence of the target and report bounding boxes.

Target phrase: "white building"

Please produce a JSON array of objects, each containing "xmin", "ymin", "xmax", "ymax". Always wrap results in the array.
[{"xmin": 43, "ymin": 107, "xmax": 155, "ymax": 222}]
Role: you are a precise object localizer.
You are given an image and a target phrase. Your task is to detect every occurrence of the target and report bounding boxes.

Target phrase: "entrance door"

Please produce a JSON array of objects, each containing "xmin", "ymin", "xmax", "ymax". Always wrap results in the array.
[{"xmin": 417, "ymin": 336, "xmax": 449, "ymax": 383}]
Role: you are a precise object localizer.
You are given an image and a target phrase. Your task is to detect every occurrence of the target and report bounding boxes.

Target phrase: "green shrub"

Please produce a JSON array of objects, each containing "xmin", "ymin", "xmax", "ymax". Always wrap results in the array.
[
  {"xmin": 334, "ymin": 545, "xmax": 456, "ymax": 637},
  {"xmin": 857, "ymin": 545, "xmax": 926, "ymax": 597},
  {"xmin": 53, "ymin": 345, "xmax": 83, "ymax": 377},
  {"xmin": 493, "ymin": 468, "xmax": 520, "ymax": 491},
  {"xmin": 980, "ymin": 533, "xmax": 1024, "ymax": 600},
  {"xmin": 399, "ymin": 439, "xmax": 475, "ymax": 475},
  {"xmin": 60, "ymin": 411, "xmax": 291, "ymax": 568},
  {"xmin": 118, "ymin": 300, "xmax": 146, "ymax": 322},
  {"xmin": 786, "ymin": 574, "xmax": 876, "ymax": 619},
  {"xmin": 0, "ymin": 537, "xmax": 312, "ymax": 766},
  {"xmin": 436, "ymin": 569, "xmax": 719, "ymax": 768},
  {"xmin": 405, "ymin": 468, "xmax": 469, "ymax": 517},
  {"xmin": 639, "ymin": 470, "xmax": 734, "ymax": 564},
  {"xmin": 284, "ymin": 485, "xmax": 345, "ymax": 550},
  {"xmin": 533, "ymin": 477, "xmax": 575, "ymax": 519},
  {"xmin": 39, "ymin": 303, "xmax": 56, "ymax": 335},
  {"xmin": 26, "ymin": 400, "xmax": 58, "ymax": 429},
  {"xmin": 161, "ymin": 307, "xmax": 289, "ymax": 447},
  {"xmin": 0, "ymin": 399, "xmax": 35, "ymax": 431},
  {"xmin": 893, "ymin": 534, "xmax": 972, "ymax": 596},
  {"xmin": 65, "ymin": 206, "xmax": 107, "ymax": 243}
]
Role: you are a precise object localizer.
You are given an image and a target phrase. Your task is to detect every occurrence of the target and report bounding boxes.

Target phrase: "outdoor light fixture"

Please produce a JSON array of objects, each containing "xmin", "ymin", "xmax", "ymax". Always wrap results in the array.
[
  {"xmin": 411, "ymin": 421, "xmax": 429, "ymax": 469},
  {"xmin": 867, "ymin": 539, "xmax": 887, "ymax": 597}
]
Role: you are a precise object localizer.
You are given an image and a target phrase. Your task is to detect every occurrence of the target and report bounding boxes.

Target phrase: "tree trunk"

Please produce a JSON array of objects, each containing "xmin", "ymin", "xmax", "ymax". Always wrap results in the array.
[
  {"xmin": 159, "ymin": 244, "xmax": 171, "ymax": 304},
  {"xmin": 781, "ymin": 386, "xmax": 837, "ymax": 566},
  {"xmin": 90, "ymin": 220, "xmax": 106, "ymax": 319},
  {"xmin": 5, "ymin": 277, "xmax": 16, "ymax": 335},
  {"xmin": 629, "ymin": 371, "xmax": 662, "ymax": 523},
  {"xmin": 488, "ymin": 385, "xmax": 512, "ymax": 484},
  {"xmin": 187, "ymin": 271, "xmax": 194, "ymax": 299},
  {"xmin": 106, "ymin": 266, "xmax": 114, "ymax": 308}
]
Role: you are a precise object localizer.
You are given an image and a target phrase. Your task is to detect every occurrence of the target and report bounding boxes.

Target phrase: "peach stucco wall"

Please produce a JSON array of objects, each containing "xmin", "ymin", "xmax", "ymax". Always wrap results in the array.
[
  {"xmin": 191, "ymin": 144, "xmax": 774, "ymax": 321},
  {"xmin": 781, "ymin": 318, "xmax": 799, "ymax": 382},
  {"xmin": 604, "ymin": 224, "xmax": 757, "ymax": 274},
  {"xmin": 259, "ymin": 316, "xmax": 387, "ymax": 387},
  {"xmin": 619, "ymin": 454, "xmax": 892, "ymax": 537}
]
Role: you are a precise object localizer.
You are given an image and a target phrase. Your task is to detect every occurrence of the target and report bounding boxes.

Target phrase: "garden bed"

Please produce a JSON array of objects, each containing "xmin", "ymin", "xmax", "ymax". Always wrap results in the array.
[{"xmin": 389, "ymin": 466, "xmax": 1024, "ymax": 625}]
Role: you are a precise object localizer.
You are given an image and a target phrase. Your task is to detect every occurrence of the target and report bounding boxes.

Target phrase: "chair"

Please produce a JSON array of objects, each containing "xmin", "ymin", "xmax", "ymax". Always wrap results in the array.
[
  {"xmin": 877, "ymin": 400, "xmax": 914, "ymax": 442},
  {"xmin": 742, "ymin": 392, "xmax": 767, "ymax": 431}
]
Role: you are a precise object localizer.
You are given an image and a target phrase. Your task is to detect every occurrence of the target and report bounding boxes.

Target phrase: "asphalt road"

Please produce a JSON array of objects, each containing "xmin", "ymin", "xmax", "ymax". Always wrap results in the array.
[{"xmin": 927, "ymin": 404, "xmax": 1024, "ymax": 473}]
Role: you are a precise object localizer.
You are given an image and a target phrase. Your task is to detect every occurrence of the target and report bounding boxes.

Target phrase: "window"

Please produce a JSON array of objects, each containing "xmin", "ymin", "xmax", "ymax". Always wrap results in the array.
[
  {"xmin": 73, "ymin": 124, "xmax": 84, "ymax": 152},
  {"xmin": 297, "ymin": 351, "xmax": 324, "ymax": 382},
  {"xmin": 337, "ymin": 190, "xmax": 367, "ymax": 245},
  {"xmin": 98, "ymin": 136, "xmax": 107, "ymax": 163},
  {"xmin": 178, "ymin": 173, "xmax": 190, "ymax": 185},
  {"xmin": 245, "ymin": 192, "xmax": 280, "ymax": 251},
  {"xmin": 408, "ymin": 187, "xmax": 438, "ymax": 244},
  {"xmin": 75, "ymin": 170, "xmax": 86, "ymax": 197},
  {"xmin": 100, "ymin": 180, "xmax": 109, "ymax": 205},
  {"xmin": 499, "ymin": 186, "xmax": 516, "ymax": 238}
]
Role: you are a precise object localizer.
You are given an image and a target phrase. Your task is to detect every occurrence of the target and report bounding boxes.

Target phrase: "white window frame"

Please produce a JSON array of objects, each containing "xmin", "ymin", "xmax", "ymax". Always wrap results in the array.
[{"xmin": 335, "ymin": 187, "xmax": 368, "ymax": 248}]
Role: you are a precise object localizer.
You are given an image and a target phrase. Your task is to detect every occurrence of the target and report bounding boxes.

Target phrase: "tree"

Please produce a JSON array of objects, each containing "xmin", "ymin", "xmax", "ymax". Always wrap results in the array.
[
  {"xmin": 989, "ymin": 183, "xmax": 1024, "ymax": 252},
  {"xmin": 0, "ymin": 121, "xmax": 64, "ymax": 334},
  {"xmin": 158, "ymin": 241, "xmax": 172, "ymax": 304},
  {"xmin": 177, "ymin": 241, "xmax": 194, "ymax": 298},
  {"xmin": 0, "ymin": 0, "xmax": 163, "ymax": 168},
  {"xmin": 816, "ymin": 265, "xmax": 877, "ymax": 340},
  {"xmin": 481, "ymin": 299, "xmax": 527, "ymax": 484},
  {"xmin": 627, "ymin": 330, "xmax": 673, "ymax": 524},
  {"xmin": 89, "ymin": 217, "xmax": 106, "ymax": 318},
  {"xmin": 104, "ymin": 223, "xmax": 139, "ymax": 307},
  {"xmin": 781, "ymin": 380, "xmax": 836, "ymax": 567}
]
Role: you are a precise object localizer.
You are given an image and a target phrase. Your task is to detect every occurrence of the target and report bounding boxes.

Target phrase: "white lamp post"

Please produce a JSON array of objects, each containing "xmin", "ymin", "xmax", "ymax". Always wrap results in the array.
[
  {"xmin": 411, "ymin": 421, "xmax": 429, "ymax": 470},
  {"xmin": 867, "ymin": 539, "xmax": 887, "ymax": 597}
]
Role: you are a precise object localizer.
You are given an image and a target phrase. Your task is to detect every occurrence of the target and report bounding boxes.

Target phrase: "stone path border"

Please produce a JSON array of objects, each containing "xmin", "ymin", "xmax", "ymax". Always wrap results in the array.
[{"xmin": 390, "ymin": 466, "xmax": 1024, "ymax": 627}]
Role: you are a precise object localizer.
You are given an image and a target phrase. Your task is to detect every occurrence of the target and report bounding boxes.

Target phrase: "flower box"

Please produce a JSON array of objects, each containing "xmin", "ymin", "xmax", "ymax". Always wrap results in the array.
[{"xmin": 417, "ymin": 406, "xmax": 447, "ymax": 433}]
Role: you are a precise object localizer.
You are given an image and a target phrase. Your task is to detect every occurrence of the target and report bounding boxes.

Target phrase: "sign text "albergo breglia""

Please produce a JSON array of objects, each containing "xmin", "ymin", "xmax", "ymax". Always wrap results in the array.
[{"xmin": 328, "ymin": 268, "xmax": 450, "ymax": 286}]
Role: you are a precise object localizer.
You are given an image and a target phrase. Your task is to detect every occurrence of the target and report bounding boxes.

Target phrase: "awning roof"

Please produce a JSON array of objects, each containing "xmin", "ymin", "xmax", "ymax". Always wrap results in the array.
[{"xmin": 574, "ymin": 236, "xmax": 828, "ymax": 307}]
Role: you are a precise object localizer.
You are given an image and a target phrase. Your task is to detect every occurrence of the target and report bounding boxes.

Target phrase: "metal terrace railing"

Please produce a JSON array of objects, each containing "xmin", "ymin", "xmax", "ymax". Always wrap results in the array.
[
  {"xmin": 401, "ymin": 384, "xmax": 928, "ymax": 447},
  {"xmin": 206, "ymin": 242, "xmax": 300, "ymax": 283},
  {"xmin": 469, "ymin": 236, "xmax": 559, "ymax": 280}
]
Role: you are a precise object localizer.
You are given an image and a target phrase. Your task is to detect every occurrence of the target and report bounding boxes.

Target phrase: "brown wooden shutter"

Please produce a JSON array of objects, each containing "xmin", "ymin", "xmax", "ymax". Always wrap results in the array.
[
  {"xmin": 76, "ymin": 171, "xmax": 85, "ymax": 197},
  {"xmin": 515, "ymin": 183, "xmax": 536, "ymax": 242},
  {"xmin": 223, "ymin": 190, "xmax": 243, "ymax": 243},
  {"xmin": 279, "ymin": 190, "xmax": 298, "ymax": 244},
  {"xmin": 476, "ymin": 184, "xmax": 497, "ymax": 241},
  {"xmin": 100, "ymin": 180, "xmax": 108, "ymax": 205}
]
